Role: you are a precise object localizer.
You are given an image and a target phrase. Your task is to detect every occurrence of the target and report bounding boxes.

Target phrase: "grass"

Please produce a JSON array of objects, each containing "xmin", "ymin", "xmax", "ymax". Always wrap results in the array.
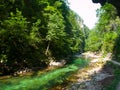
[{"xmin": 0, "ymin": 58, "xmax": 89, "ymax": 90}]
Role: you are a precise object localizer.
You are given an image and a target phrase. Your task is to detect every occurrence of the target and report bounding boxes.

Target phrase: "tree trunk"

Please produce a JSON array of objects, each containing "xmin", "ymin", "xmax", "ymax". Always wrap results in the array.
[{"xmin": 45, "ymin": 41, "xmax": 50, "ymax": 56}]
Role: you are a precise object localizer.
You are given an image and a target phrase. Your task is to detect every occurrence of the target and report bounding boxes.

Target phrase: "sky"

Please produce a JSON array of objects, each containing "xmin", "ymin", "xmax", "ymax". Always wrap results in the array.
[{"xmin": 68, "ymin": 0, "xmax": 101, "ymax": 29}]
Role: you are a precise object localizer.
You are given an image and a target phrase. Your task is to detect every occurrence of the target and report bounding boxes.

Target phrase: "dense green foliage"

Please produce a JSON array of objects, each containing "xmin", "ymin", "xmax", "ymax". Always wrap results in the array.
[
  {"xmin": 85, "ymin": 3, "xmax": 120, "ymax": 56},
  {"xmin": 1, "ymin": 1, "xmax": 120, "ymax": 89},
  {"xmin": 0, "ymin": 0, "xmax": 87, "ymax": 75}
]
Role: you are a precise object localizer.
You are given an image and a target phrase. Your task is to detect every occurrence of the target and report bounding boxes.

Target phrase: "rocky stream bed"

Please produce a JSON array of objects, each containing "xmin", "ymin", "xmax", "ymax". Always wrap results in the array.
[{"xmin": 51, "ymin": 52, "xmax": 120, "ymax": 90}]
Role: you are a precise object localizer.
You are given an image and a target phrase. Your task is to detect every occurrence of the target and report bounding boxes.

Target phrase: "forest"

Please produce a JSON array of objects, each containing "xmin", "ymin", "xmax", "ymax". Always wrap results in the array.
[
  {"xmin": 0, "ymin": 0, "xmax": 120, "ymax": 90},
  {"xmin": 0, "ymin": 0, "xmax": 89, "ymax": 75}
]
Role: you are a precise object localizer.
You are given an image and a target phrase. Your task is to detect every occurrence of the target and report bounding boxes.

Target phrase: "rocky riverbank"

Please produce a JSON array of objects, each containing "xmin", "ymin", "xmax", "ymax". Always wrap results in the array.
[{"xmin": 66, "ymin": 52, "xmax": 120, "ymax": 90}]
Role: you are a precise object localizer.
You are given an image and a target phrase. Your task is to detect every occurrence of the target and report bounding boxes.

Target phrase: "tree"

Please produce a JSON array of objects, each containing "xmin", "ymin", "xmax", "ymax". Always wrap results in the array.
[
  {"xmin": 0, "ymin": 0, "xmax": 86, "ymax": 75},
  {"xmin": 85, "ymin": 3, "xmax": 119, "ymax": 54},
  {"xmin": 85, "ymin": 29, "xmax": 102, "ymax": 52},
  {"xmin": 0, "ymin": 9, "xmax": 29, "ymax": 73}
]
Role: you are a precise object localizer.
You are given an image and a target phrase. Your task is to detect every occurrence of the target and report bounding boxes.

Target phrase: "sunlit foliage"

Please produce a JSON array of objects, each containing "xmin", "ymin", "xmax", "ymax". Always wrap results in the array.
[
  {"xmin": 85, "ymin": 3, "xmax": 120, "ymax": 55},
  {"xmin": 0, "ymin": 0, "xmax": 86, "ymax": 75}
]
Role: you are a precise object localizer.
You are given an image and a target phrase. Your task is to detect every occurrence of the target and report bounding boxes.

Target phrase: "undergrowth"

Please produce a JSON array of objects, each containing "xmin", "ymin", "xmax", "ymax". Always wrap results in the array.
[
  {"xmin": 0, "ymin": 58, "xmax": 89, "ymax": 90},
  {"xmin": 103, "ymin": 61, "xmax": 120, "ymax": 90}
]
